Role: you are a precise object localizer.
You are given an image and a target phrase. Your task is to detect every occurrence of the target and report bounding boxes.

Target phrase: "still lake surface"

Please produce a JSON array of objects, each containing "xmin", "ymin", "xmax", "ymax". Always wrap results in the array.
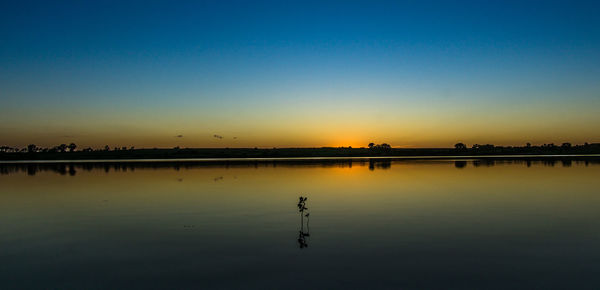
[{"xmin": 2, "ymin": 158, "xmax": 600, "ymax": 289}]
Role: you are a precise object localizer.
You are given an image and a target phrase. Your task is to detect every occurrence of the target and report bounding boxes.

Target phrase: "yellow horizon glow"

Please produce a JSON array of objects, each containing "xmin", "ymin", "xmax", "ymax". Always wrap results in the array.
[{"xmin": 1, "ymin": 97, "xmax": 599, "ymax": 148}]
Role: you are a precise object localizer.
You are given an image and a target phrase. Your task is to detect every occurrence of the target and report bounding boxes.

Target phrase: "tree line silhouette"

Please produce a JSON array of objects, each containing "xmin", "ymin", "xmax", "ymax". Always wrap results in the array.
[
  {"xmin": 453, "ymin": 142, "xmax": 598, "ymax": 154},
  {"xmin": 1, "ymin": 142, "xmax": 600, "ymax": 160},
  {"xmin": 0, "ymin": 143, "xmax": 136, "ymax": 153}
]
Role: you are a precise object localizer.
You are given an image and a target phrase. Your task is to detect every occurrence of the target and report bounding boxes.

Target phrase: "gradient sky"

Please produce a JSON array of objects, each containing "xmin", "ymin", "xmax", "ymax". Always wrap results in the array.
[{"xmin": 1, "ymin": 0, "xmax": 599, "ymax": 148}]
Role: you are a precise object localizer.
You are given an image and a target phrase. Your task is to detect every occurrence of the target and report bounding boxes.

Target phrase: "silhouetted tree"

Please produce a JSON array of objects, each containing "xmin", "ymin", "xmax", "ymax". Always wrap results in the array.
[
  {"xmin": 68, "ymin": 143, "xmax": 77, "ymax": 152},
  {"xmin": 379, "ymin": 143, "xmax": 391, "ymax": 149},
  {"xmin": 454, "ymin": 143, "xmax": 467, "ymax": 150},
  {"xmin": 368, "ymin": 143, "xmax": 392, "ymax": 151},
  {"xmin": 27, "ymin": 144, "xmax": 37, "ymax": 153},
  {"xmin": 58, "ymin": 144, "xmax": 68, "ymax": 153}
]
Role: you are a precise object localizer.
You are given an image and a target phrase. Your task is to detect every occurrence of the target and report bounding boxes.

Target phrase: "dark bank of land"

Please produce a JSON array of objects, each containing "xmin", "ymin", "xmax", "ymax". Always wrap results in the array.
[{"xmin": 2, "ymin": 142, "xmax": 600, "ymax": 161}]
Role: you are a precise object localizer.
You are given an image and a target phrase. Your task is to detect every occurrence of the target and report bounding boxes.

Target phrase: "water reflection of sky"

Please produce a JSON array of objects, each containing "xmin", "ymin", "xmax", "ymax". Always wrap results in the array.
[{"xmin": 1, "ymin": 160, "xmax": 600, "ymax": 289}]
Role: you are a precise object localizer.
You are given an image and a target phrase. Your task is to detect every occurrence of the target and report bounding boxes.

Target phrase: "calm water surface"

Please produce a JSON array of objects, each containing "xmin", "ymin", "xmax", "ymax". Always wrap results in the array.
[{"xmin": 2, "ymin": 159, "xmax": 600, "ymax": 289}]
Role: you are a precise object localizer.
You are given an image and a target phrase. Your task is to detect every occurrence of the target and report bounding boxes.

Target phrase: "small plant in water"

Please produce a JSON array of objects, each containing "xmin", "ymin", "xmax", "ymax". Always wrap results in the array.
[
  {"xmin": 297, "ymin": 196, "xmax": 310, "ymax": 248},
  {"xmin": 297, "ymin": 196, "xmax": 308, "ymax": 214}
]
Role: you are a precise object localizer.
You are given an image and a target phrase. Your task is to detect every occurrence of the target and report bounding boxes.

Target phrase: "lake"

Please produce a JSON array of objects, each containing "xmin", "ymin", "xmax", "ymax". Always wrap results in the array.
[{"xmin": 2, "ymin": 158, "xmax": 600, "ymax": 289}]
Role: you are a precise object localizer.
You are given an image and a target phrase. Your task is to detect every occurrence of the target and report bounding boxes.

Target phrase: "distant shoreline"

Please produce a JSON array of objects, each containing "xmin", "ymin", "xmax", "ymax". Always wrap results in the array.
[
  {"xmin": 3, "ymin": 146, "xmax": 600, "ymax": 162},
  {"xmin": 2, "ymin": 153, "xmax": 600, "ymax": 164}
]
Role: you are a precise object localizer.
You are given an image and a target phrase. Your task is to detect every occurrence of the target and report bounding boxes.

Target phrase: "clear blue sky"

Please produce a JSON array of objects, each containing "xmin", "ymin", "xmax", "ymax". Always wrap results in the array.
[{"xmin": 1, "ymin": 0, "xmax": 599, "ymax": 148}]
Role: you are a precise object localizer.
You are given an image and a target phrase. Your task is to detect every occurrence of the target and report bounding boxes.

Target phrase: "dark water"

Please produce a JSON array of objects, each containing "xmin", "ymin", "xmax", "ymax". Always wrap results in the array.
[{"xmin": 2, "ymin": 159, "xmax": 600, "ymax": 289}]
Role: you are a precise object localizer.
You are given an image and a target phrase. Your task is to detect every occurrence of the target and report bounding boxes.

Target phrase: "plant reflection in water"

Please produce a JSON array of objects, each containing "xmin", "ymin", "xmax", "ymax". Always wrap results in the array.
[{"xmin": 297, "ymin": 196, "xmax": 310, "ymax": 248}]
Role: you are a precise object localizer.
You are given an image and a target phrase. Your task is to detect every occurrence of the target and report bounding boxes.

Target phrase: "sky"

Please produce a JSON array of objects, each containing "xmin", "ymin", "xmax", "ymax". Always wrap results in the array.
[{"xmin": 1, "ymin": 0, "xmax": 599, "ymax": 148}]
